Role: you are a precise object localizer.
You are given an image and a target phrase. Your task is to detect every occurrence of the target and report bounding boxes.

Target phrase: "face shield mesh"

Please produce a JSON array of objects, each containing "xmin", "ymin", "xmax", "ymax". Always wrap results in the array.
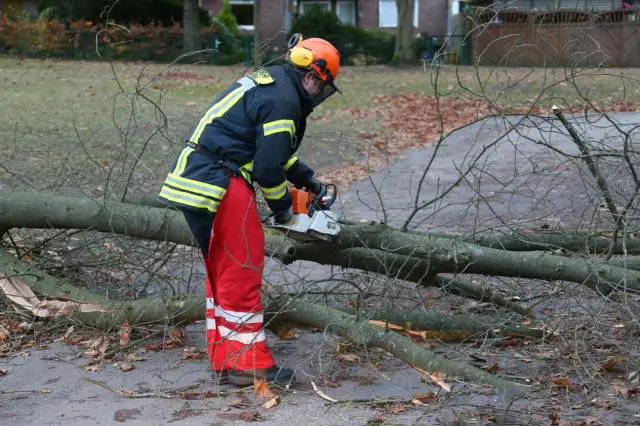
[{"xmin": 310, "ymin": 79, "xmax": 340, "ymax": 108}]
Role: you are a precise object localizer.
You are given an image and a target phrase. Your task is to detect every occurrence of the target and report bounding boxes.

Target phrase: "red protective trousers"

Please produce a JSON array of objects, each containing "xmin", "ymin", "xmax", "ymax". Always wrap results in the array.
[{"xmin": 204, "ymin": 176, "xmax": 275, "ymax": 371}]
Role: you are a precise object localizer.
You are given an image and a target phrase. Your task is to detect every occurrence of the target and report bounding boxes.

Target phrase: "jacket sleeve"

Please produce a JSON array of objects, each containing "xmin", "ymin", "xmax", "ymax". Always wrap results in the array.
[
  {"xmin": 284, "ymin": 157, "xmax": 315, "ymax": 189},
  {"xmin": 252, "ymin": 101, "xmax": 300, "ymax": 213}
]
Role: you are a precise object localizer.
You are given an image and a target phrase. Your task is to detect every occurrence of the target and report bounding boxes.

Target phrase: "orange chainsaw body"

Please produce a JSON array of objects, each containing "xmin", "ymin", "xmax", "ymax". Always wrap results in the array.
[{"xmin": 290, "ymin": 187, "xmax": 312, "ymax": 215}]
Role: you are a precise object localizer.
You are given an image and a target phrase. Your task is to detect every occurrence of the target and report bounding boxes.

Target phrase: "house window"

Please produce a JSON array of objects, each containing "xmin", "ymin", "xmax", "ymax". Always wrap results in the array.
[
  {"xmin": 231, "ymin": 0, "xmax": 254, "ymax": 30},
  {"xmin": 337, "ymin": 1, "xmax": 356, "ymax": 24},
  {"xmin": 299, "ymin": 1, "xmax": 331, "ymax": 14},
  {"xmin": 379, "ymin": 0, "xmax": 419, "ymax": 28}
]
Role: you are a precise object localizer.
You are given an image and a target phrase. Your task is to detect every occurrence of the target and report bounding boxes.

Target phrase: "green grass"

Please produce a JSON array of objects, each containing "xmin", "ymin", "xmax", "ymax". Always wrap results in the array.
[{"xmin": 3, "ymin": 57, "xmax": 640, "ymax": 196}]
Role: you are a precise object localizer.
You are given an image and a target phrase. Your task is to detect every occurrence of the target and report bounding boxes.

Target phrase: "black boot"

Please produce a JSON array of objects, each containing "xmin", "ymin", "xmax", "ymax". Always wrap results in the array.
[{"xmin": 227, "ymin": 365, "xmax": 295, "ymax": 386}]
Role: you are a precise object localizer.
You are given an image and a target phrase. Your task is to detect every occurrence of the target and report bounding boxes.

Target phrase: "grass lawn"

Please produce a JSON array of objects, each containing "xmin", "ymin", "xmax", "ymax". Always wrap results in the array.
[{"xmin": 3, "ymin": 57, "xmax": 640, "ymax": 195}]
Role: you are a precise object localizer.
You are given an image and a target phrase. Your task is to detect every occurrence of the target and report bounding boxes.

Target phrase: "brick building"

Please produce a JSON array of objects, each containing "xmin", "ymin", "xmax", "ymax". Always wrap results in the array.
[{"xmin": 200, "ymin": 0, "xmax": 449, "ymax": 50}]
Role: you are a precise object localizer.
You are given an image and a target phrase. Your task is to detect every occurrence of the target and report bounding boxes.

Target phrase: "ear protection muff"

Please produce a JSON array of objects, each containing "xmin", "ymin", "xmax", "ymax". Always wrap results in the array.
[{"xmin": 287, "ymin": 33, "xmax": 314, "ymax": 68}]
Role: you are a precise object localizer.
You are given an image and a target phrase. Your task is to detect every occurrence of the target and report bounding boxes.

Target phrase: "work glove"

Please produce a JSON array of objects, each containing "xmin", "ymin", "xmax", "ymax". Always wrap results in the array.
[
  {"xmin": 274, "ymin": 206, "xmax": 293, "ymax": 224},
  {"xmin": 306, "ymin": 178, "xmax": 327, "ymax": 199}
]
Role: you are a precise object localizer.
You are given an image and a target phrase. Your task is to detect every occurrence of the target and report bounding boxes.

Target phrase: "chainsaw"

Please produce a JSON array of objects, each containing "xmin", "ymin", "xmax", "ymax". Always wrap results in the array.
[{"xmin": 267, "ymin": 184, "xmax": 341, "ymax": 242}]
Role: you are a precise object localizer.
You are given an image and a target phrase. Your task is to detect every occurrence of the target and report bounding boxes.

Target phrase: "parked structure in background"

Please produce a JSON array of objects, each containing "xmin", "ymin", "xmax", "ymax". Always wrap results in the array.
[
  {"xmin": 470, "ymin": 0, "xmax": 640, "ymax": 66},
  {"xmin": 200, "ymin": 0, "xmax": 448, "ymax": 50}
]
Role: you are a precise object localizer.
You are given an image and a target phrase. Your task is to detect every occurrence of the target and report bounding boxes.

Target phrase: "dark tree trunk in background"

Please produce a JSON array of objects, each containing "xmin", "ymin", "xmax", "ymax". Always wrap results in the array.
[
  {"xmin": 391, "ymin": 0, "xmax": 415, "ymax": 66},
  {"xmin": 183, "ymin": 0, "xmax": 202, "ymax": 53},
  {"xmin": 253, "ymin": 0, "xmax": 262, "ymax": 66}
]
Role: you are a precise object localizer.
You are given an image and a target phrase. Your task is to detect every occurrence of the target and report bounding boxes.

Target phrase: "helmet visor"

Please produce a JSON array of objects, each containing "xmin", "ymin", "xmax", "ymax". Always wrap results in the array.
[{"xmin": 310, "ymin": 74, "xmax": 341, "ymax": 108}]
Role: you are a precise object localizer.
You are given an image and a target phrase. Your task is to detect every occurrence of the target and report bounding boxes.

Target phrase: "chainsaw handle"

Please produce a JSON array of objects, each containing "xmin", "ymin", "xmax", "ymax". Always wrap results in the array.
[{"xmin": 320, "ymin": 184, "xmax": 337, "ymax": 209}]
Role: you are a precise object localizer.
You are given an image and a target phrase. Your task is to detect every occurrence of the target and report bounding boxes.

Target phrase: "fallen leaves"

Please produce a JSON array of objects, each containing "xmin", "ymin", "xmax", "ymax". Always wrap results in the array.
[
  {"xmin": 253, "ymin": 378, "xmax": 280, "ymax": 409},
  {"xmin": 0, "ymin": 367, "xmax": 8, "ymax": 375},
  {"xmin": 144, "ymin": 327, "xmax": 185, "ymax": 351},
  {"xmin": 0, "ymin": 275, "xmax": 111, "ymax": 318},
  {"xmin": 113, "ymin": 408, "xmax": 142, "ymax": 423},
  {"xmin": 119, "ymin": 321, "xmax": 130, "ymax": 347},
  {"xmin": 611, "ymin": 383, "xmax": 640, "ymax": 398},
  {"xmin": 81, "ymin": 335, "xmax": 108, "ymax": 359},
  {"xmin": 82, "ymin": 365, "xmax": 101, "ymax": 372},
  {"xmin": 335, "ymin": 353, "xmax": 360, "ymax": 363},
  {"xmin": 181, "ymin": 346, "xmax": 206, "ymax": 360},
  {"xmin": 253, "ymin": 378, "xmax": 276, "ymax": 400},
  {"xmin": 415, "ymin": 368, "xmax": 451, "ymax": 392}
]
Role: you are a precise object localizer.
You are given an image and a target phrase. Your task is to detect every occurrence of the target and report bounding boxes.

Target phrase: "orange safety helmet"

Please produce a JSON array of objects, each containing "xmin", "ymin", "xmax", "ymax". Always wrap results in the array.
[{"xmin": 287, "ymin": 33, "xmax": 341, "ymax": 93}]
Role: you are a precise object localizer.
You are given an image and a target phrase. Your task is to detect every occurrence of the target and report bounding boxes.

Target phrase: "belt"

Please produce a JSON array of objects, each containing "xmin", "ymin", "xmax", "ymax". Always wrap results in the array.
[{"xmin": 185, "ymin": 141, "xmax": 253, "ymax": 183}]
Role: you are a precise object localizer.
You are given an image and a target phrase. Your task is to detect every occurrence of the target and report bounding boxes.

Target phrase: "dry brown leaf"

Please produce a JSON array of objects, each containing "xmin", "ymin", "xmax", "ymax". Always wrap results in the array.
[
  {"xmin": 253, "ymin": 378, "xmax": 276, "ymax": 400},
  {"xmin": 0, "ymin": 323, "xmax": 10, "ymax": 342},
  {"xmin": 124, "ymin": 353, "xmax": 145, "ymax": 363},
  {"xmin": 335, "ymin": 353, "xmax": 360, "ymax": 363},
  {"xmin": 600, "ymin": 358, "xmax": 621, "ymax": 371},
  {"xmin": 119, "ymin": 321, "xmax": 130, "ymax": 347},
  {"xmin": 411, "ymin": 391, "xmax": 436, "ymax": 403},
  {"xmin": 591, "ymin": 398, "xmax": 616, "ymax": 409},
  {"xmin": 275, "ymin": 324, "xmax": 297, "ymax": 340},
  {"xmin": 113, "ymin": 408, "xmax": 141, "ymax": 422},
  {"xmin": 119, "ymin": 362, "xmax": 135, "ymax": 372},
  {"xmin": 552, "ymin": 376, "xmax": 572, "ymax": 388},
  {"xmin": 427, "ymin": 371, "xmax": 451, "ymax": 392},
  {"xmin": 415, "ymin": 367, "xmax": 451, "ymax": 392},
  {"xmin": 262, "ymin": 395, "xmax": 280, "ymax": 409},
  {"xmin": 386, "ymin": 403, "xmax": 407, "ymax": 414},
  {"xmin": 82, "ymin": 365, "xmax": 101, "ymax": 372},
  {"xmin": 484, "ymin": 362, "xmax": 500, "ymax": 374},
  {"xmin": 580, "ymin": 416, "xmax": 603, "ymax": 426},
  {"xmin": 0, "ymin": 367, "xmax": 8, "ymax": 375},
  {"xmin": 169, "ymin": 327, "xmax": 185, "ymax": 343},
  {"xmin": 181, "ymin": 346, "xmax": 205, "ymax": 360},
  {"xmin": 0, "ymin": 275, "xmax": 110, "ymax": 318},
  {"xmin": 612, "ymin": 384, "xmax": 632, "ymax": 398}
]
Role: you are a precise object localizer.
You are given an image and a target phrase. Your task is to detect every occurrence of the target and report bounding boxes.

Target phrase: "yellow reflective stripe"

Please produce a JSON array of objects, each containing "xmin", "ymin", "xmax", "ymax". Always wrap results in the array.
[
  {"xmin": 159, "ymin": 186, "xmax": 220, "ymax": 213},
  {"xmin": 283, "ymin": 156, "xmax": 298, "ymax": 171},
  {"xmin": 263, "ymin": 119, "xmax": 295, "ymax": 137},
  {"xmin": 189, "ymin": 77, "xmax": 256, "ymax": 144},
  {"xmin": 172, "ymin": 147, "xmax": 194, "ymax": 176},
  {"xmin": 260, "ymin": 181, "xmax": 288, "ymax": 200},
  {"xmin": 239, "ymin": 161, "xmax": 253, "ymax": 183},
  {"xmin": 165, "ymin": 173, "xmax": 226, "ymax": 200}
]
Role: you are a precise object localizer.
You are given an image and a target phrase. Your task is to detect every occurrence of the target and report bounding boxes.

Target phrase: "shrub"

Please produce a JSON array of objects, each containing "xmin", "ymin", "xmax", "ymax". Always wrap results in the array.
[
  {"xmin": 290, "ymin": 7, "xmax": 395, "ymax": 65},
  {"xmin": 0, "ymin": 13, "xmax": 244, "ymax": 64},
  {"xmin": 217, "ymin": 0, "xmax": 238, "ymax": 34}
]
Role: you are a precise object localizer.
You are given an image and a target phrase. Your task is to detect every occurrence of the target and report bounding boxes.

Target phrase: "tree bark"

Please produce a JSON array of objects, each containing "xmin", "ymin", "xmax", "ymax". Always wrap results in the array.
[
  {"xmin": 391, "ymin": 0, "xmax": 415, "ymax": 66},
  {"xmin": 183, "ymin": 0, "xmax": 202, "ymax": 54},
  {"xmin": 433, "ymin": 231, "xmax": 640, "ymax": 255},
  {"xmin": 253, "ymin": 0, "xmax": 262, "ymax": 66}
]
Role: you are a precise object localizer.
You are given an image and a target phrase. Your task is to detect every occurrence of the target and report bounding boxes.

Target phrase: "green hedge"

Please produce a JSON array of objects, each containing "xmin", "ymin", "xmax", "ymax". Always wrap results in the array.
[{"xmin": 0, "ymin": 11, "xmax": 247, "ymax": 64}]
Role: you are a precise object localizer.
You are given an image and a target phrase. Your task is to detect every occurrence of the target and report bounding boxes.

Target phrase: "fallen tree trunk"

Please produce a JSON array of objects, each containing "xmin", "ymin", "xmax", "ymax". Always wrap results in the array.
[
  {"xmin": 432, "ymin": 231, "xmax": 640, "ymax": 255},
  {"xmin": 2, "ymin": 190, "xmax": 639, "ymax": 295},
  {"xmin": 0, "ymin": 249, "xmax": 519, "ymax": 389},
  {"xmin": 268, "ymin": 298, "xmax": 518, "ymax": 389},
  {"xmin": 344, "ymin": 307, "xmax": 544, "ymax": 338}
]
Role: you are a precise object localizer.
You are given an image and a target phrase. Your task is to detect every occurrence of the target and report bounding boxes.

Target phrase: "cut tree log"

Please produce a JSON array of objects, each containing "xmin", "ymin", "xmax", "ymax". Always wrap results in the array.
[
  {"xmin": 344, "ymin": 307, "xmax": 544, "ymax": 338},
  {"xmin": 0, "ymin": 249, "xmax": 519, "ymax": 389},
  {"xmin": 1, "ymin": 190, "xmax": 639, "ymax": 295},
  {"xmin": 431, "ymin": 231, "xmax": 640, "ymax": 255}
]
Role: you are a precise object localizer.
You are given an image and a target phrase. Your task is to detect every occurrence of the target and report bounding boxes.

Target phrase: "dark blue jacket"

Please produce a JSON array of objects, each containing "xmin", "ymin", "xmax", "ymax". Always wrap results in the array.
[{"xmin": 159, "ymin": 64, "xmax": 315, "ymax": 214}]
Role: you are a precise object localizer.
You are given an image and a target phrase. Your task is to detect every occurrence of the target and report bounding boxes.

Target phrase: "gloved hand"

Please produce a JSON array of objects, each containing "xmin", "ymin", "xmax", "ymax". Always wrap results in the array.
[
  {"xmin": 274, "ymin": 206, "xmax": 293, "ymax": 224},
  {"xmin": 306, "ymin": 178, "xmax": 326, "ymax": 199}
]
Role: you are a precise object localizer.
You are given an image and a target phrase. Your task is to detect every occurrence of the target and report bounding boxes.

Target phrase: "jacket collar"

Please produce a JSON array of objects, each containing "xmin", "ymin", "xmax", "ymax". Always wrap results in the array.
[{"xmin": 284, "ymin": 64, "xmax": 314, "ymax": 116}]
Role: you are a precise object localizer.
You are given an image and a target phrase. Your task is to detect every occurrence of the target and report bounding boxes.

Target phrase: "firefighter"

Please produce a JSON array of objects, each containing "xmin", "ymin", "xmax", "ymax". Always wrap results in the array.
[{"xmin": 158, "ymin": 35, "xmax": 341, "ymax": 386}]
